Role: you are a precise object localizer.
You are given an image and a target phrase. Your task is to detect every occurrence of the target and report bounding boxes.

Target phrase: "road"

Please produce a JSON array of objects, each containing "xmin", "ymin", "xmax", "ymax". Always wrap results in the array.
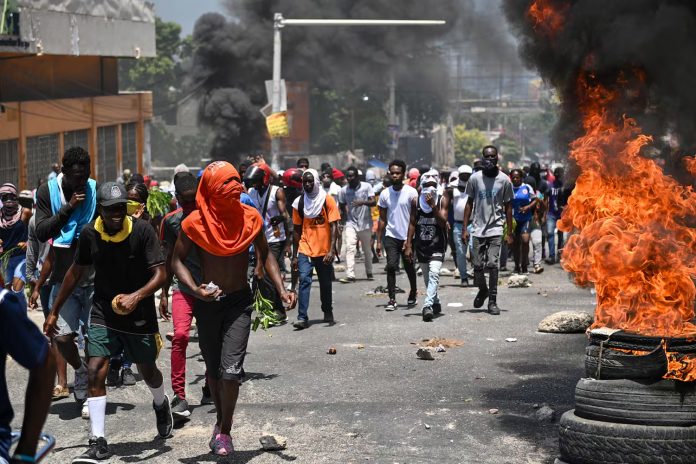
[{"xmin": 7, "ymin": 258, "xmax": 594, "ymax": 463}]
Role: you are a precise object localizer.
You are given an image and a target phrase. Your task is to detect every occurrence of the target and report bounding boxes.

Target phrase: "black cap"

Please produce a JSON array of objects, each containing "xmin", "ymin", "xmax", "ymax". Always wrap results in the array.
[{"xmin": 97, "ymin": 182, "xmax": 128, "ymax": 206}]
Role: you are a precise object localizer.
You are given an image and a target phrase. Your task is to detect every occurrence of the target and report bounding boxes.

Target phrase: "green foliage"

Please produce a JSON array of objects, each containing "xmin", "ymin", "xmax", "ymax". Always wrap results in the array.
[
  {"xmin": 252, "ymin": 288, "xmax": 281, "ymax": 332},
  {"xmin": 146, "ymin": 188, "xmax": 172, "ymax": 218},
  {"xmin": 494, "ymin": 133, "xmax": 523, "ymax": 165},
  {"xmin": 454, "ymin": 125, "xmax": 489, "ymax": 165}
]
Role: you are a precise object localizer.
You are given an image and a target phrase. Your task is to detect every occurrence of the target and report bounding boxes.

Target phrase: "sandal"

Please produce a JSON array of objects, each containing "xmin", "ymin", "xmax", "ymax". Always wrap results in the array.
[{"xmin": 52, "ymin": 385, "xmax": 70, "ymax": 400}]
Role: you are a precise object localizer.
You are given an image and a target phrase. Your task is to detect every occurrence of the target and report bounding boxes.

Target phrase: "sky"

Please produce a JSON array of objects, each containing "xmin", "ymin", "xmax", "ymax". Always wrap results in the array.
[{"xmin": 149, "ymin": 0, "xmax": 225, "ymax": 36}]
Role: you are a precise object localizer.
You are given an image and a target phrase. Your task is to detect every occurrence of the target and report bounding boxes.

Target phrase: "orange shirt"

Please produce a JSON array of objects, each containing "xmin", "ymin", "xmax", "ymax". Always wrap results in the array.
[{"xmin": 293, "ymin": 195, "xmax": 341, "ymax": 257}]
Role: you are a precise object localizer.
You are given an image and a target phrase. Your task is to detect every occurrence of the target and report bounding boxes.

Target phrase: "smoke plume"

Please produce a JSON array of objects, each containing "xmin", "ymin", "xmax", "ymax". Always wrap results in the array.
[
  {"xmin": 504, "ymin": 0, "xmax": 696, "ymax": 169},
  {"xmin": 189, "ymin": 1, "xmax": 470, "ymax": 162}
]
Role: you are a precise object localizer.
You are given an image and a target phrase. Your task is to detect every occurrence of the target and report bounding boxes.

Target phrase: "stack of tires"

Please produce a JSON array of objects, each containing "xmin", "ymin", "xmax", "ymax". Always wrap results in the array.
[{"xmin": 556, "ymin": 331, "xmax": 696, "ymax": 464}]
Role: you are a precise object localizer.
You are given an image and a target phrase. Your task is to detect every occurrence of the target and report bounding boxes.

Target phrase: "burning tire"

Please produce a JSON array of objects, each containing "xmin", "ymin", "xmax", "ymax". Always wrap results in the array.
[
  {"xmin": 575, "ymin": 378, "xmax": 696, "ymax": 426},
  {"xmin": 558, "ymin": 410, "xmax": 696, "ymax": 464},
  {"xmin": 584, "ymin": 344, "xmax": 667, "ymax": 380}
]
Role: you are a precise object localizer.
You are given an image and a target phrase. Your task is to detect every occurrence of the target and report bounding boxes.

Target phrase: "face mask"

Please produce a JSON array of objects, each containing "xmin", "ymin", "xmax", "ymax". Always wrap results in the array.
[
  {"xmin": 482, "ymin": 159, "xmax": 497, "ymax": 174},
  {"xmin": 126, "ymin": 200, "xmax": 142, "ymax": 216},
  {"xmin": 181, "ymin": 201, "xmax": 196, "ymax": 217}
]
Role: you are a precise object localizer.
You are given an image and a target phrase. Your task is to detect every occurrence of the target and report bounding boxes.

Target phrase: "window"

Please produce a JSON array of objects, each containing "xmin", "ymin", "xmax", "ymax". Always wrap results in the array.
[
  {"xmin": 26, "ymin": 134, "xmax": 59, "ymax": 189},
  {"xmin": 121, "ymin": 123, "xmax": 137, "ymax": 174},
  {"xmin": 63, "ymin": 129, "xmax": 89, "ymax": 153},
  {"xmin": 0, "ymin": 140, "xmax": 19, "ymax": 187},
  {"xmin": 97, "ymin": 126, "xmax": 117, "ymax": 183}
]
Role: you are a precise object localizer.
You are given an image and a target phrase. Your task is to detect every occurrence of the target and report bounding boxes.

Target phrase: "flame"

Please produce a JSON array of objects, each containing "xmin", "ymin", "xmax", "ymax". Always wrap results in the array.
[
  {"xmin": 527, "ymin": 0, "xmax": 569, "ymax": 37},
  {"xmin": 558, "ymin": 71, "xmax": 696, "ymax": 380}
]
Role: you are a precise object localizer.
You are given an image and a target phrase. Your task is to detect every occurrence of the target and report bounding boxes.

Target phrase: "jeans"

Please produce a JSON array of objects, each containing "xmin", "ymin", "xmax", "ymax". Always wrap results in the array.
[
  {"xmin": 2, "ymin": 254, "xmax": 26, "ymax": 309},
  {"xmin": 383, "ymin": 236, "xmax": 417, "ymax": 301},
  {"xmin": 530, "ymin": 228, "xmax": 543, "ymax": 266},
  {"xmin": 297, "ymin": 253, "xmax": 334, "ymax": 321},
  {"xmin": 546, "ymin": 215, "xmax": 565, "ymax": 259},
  {"xmin": 171, "ymin": 290, "xmax": 196, "ymax": 399},
  {"xmin": 452, "ymin": 222, "xmax": 468, "ymax": 282},
  {"xmin": 420, "ymin": 260, "xmax": 442, "ymax": 308},
  {"xmin": 344, "ymin": 226, "xmax": 373, "ymax": 278},
  {"xmin": 472, "ymin": 236, "xmax": 502, "ymax": 300},
  {"xmin": 51, "ymin": 283, "xmax": 93, "ymax": 337}
]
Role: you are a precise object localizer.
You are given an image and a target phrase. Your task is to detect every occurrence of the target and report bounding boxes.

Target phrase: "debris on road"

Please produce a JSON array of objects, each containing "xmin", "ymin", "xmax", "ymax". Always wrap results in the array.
[
  {"xmin": 538, "ymin": 310, "xmax": 594, "ymax": 333},
  {"xmin": 327, "ymin": 347, "xmax": 337, "ymax": 355},
  {"xmin": 535, "ymin": 404, "xmax": 555, "ymax": 423},
  {"xmin": 447, "ymin": 302, "xmax": 463, "ymax": 307},
  {"xmin": 488, "ymin": 408, "xmax": 499, "ymax": 415},
  {"xmin": 416, "ymin": 348, "xmax": 435, "ymax": 360},
  {"xmin": 356, "ymin": 344, "xmax": 365, "ymax": 350},
  {"xmin": 508, "ymin": 275, "xmax": 530, "ymax": 288},
  {"xmin": 424, "ymin": 423, "xmax": 431, "ymax": 429},
  {"xmin": 435, "ymin": 344, "xmax": 446, "ymax": 353},
  {"xmin": 365, "ymin": 285, "xmax": 405, "ymax": 296},
  {"xmin": 505, "ymin": 338, "xmax": 518, "ymax": 343},
  {"xmin": 260, "ymin": 434, "xmax": 287, "ymax": 451},
  {"xmin": 418, "ymin": 337, "xmax": 464, "ymax": 349}
]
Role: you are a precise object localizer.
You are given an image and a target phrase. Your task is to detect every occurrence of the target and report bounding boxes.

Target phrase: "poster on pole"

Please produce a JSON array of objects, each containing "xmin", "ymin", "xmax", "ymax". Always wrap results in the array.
[{"xmin": 266, "ymin": 111, "xmax": 290, "ymax": 138}]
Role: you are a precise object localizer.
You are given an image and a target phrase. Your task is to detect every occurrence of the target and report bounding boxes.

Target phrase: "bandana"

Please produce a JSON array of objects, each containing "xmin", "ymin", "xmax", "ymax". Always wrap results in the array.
[
  {"xmin": 94, "ymin": 215, "xmax": 133, "ymax": 243},
  {"xmin": 291, "ymin": 169, "xmax": 327, "ymax": 219},
  {"xmin": 0, "ymin": 183, "xmax": 21, "ymax": 229},
  {"xmin": 419, "ymin": 170, "xmax": 439, "ymax": 214},
  {"xmin": 182, "ymin": 161, "xmax": 262, "ymax": 257}
]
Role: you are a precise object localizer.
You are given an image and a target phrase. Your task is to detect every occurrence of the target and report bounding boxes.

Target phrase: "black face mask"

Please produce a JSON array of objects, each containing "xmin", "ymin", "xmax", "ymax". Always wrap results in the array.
[{"xmin": 482, "ymin": 158, "xmax": 498, "ymax": 175}]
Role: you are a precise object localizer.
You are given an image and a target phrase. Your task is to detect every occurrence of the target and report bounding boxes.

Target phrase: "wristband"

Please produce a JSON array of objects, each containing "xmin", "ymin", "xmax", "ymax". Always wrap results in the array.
[{"xmin": 12, "ymin": 453, "xmax": 36, "ymax": 463}]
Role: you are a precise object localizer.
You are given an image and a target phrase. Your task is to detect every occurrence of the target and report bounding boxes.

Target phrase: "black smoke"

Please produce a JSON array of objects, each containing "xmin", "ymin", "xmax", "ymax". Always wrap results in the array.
[
  {"xmin": 188, "ymin": 1, "xmax": 470, "ymax": 162},
  {"xmin": 504, "ymin": 0, "xmax": 696, "ymax": 169}
]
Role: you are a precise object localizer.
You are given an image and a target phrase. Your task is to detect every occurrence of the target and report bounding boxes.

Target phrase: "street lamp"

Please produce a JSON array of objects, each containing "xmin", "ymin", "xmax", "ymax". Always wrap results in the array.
[{"xmin": 270, "ymin": 13, "xmax": 446, "ymax": 169}]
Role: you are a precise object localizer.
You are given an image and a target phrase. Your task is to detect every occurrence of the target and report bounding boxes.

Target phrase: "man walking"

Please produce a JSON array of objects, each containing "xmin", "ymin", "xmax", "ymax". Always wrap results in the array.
[
  {"xmin": 172, "ymin": 162, "xmax": 294, "ymax": 456},
  {"xmin": 448, "ymin": 165, "xmax": 472, "ymax": 286},
  {"xmin": 405, "ymin": 170, "xmax": 449, "ymax": 322},
  {"xmin": 338, "ymin": 166, "xmax": 375, "ymax": 283},
  {"xmin": 44, "ymin": 182, "xmax": 172, "ymax": 463},
  {"xmin": 291, "ymin": 169, "xmax": 340, "ymax": 329},
  {"xmin": 376, "ymin": 160, "xmax": 418, "ymax": 311},
  {"xmin": 160, "ymin": 173, "xmax": 200, "ymax": 420},
  {"xmin": 35, "ymin": 147, "xmax": 96, "ymax": 414},
  {"xmin": 546, "ymin": 166, "xmax": 566, "ymax": 265},
  {"xmin": 462, "ymin": 146, "xmax": 514, "ymax": 315}
]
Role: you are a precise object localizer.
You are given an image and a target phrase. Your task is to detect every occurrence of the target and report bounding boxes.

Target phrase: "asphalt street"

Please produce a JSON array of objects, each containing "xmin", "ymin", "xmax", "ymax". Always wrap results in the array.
[{"xmin": 7, "ymin": 257, "xmax": 594, "ymax": 463}]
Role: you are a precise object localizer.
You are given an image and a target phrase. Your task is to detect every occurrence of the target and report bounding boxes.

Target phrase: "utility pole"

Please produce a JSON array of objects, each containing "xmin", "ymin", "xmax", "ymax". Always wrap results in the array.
[{"xmin": 269, "ymin": 14, "xmax": 445, "ymax": 169}]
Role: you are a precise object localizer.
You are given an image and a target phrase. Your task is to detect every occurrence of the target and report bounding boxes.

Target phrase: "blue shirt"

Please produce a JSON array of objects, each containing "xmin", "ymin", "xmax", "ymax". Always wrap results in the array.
[
  {"xmin": 512, "ymin": 184, "xmax": 534, "ymax": 222},
  {"xmin": 0, "ymin": 290, "xmax": 49, "ymax": 461}
]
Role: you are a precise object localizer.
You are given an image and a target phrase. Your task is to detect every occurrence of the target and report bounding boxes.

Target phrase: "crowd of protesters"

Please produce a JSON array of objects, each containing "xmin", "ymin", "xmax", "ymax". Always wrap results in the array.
[{"xmin": 0, "ymin": 145, "xmax": 570, "ymax": 463}]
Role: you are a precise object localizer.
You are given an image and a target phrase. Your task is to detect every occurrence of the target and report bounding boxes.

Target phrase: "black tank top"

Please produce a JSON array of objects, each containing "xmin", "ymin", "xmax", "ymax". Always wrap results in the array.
[{"xmin": 415, "ymin": 196, "xmax": 447, "ymax": 263}]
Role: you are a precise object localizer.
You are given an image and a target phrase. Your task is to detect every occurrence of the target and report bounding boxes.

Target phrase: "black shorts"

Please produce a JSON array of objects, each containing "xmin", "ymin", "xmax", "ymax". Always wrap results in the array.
[{"xmin": 194, "ymin": 287, "xmax": 253, "ymax": 382}]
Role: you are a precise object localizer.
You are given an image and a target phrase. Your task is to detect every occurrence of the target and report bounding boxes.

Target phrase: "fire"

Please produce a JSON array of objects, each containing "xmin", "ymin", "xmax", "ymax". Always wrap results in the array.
[
  {"xmin": 527, "ymin": 0, "xmax": 569, "ymax": 37},
  {"xmin": 559, "ymin": 71, "xmax": 696, "ymax": 380}
]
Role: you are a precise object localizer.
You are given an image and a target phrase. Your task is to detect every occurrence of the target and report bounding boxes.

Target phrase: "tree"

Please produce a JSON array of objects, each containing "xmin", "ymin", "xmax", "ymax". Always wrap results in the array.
[
  {"xmin": 454, "ymin": 125, "xmax": 489, "ymax": 165},
  {"xmin": 494, "ymin": 133, "xmax": 523, "ymax": 166}
]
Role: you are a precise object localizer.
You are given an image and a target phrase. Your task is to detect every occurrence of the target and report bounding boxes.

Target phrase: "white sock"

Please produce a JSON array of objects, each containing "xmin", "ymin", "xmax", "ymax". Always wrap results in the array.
[
  {"xmin": 88, "ymin": 396, "xmax": 107, "ymax": 438},
  {"xmin": 149, "ymin": 383, "xmax": 166, "ymax": 407}
]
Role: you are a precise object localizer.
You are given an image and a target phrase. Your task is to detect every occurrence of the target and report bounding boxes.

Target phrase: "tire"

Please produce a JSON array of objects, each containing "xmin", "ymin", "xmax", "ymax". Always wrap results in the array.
[
  {"xmin": 585, "ymin": 344, "xmax": 667, "ymax": 380},
  {"xmin": 559, "ymin": 410, "xmax": 696, "ymax": 464},
  {"xmin": 589, "ymin": 331, "xmax": 696, "ymax": 354},
  {"xmin": 575, "ymin": 378, "xmax": 696, "ymax": 426}
]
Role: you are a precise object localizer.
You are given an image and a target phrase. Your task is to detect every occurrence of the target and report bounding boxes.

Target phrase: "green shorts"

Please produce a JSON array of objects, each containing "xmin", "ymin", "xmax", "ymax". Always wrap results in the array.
[{"xmin": 87, "ymin": 325, "xmax": 162, "ymax": 365}]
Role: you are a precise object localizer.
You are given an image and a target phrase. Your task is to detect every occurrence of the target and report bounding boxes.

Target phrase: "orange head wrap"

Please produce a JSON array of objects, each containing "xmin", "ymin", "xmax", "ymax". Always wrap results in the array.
[{"xmin": 182, "ymin": 161, "xmax": 262, "ymax": 256}]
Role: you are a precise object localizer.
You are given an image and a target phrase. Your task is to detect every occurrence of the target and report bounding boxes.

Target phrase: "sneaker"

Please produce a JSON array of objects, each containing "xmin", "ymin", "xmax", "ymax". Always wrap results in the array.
[
  {"xmin": 339, "ymin": 277, "xmax": 356, "ymax": 284},
  {"xmin": 106, "ymin": 365, "xmax": 121, "ymax": 387},
  {"xmin": 521, "ymin": 266, "xmax": 529, "ymax": 274},
  {"xmin": 514, "ymin": 266, "xmax": 521, "ymax": 274},
  {"xmin": 211, "ymin": 433, "xmax": 234, "ymax": 456},
  {"xmin": 460, "ymin": 278, "xmax": 469, "ymax": 288},
  {"xmin": 416, "ymin": 267, "xmax": 423, "ymax": 276},
  {"xmin": 488, "ymin": 300, "xmax": 501, "ymax": 315},
  {"xmin": 407, "ymin": 291, "xmax": 417, "ymax": 306},
  {"xmin": 209, "ymin": 425, "xmax": 220, "ymax": 451},
  {"xmin": 366, "ymin": 273, "xmax": 374, "ymax": 281},
  {"xmin": 323, "ymin": 311, "xmax": 334, "ymax": 323},
  {"xmin": 433, "ymin": 303, "xmax": 442, "ymax": 315},
  {"xmin": 153, "ymin": 395, "xmax": 173, "ymax": 438},
  {"xmin": 293, "ymin": 320, "xmax": 309, "ymax": 330},
  {"xmin": 121, "ymin": 368, "xmax": 136, "ymax": 386},
  {"xmin": 372, "ymin": 255, "xmax": 379, "ymax": 264},
  {"xmin": 534, "ymin": 264, "xmax": 544, "ymax": 274},
  {"xmin": 422, "ymin": 306, "xmax": 434, "ymax": 322},
  {"xmin": 453, "ymin": 268, "xmax": 460, "ymax": 279},
  {"xmin": 385, "ymin": 300, "xmax": 397, "ymax": 311},
  {"xmin": 72, "ymin": 436, "xmax": 111, "ymax": 463},
  {"xmin": 201, "ymin": 385, "xmax": 214, "ymax": 405},
  {"xmin": 544, "ymin": 257, "xmax": 555, "ymax": 265},
  {"xmin": 81, "ymin": 403, "xmax": 90, "ymax": 420},
  {"xmin": 473, "ymin": 288, "xmax": 489, "ymax": 309},
  {"xmin": 166, "ymin": 332, "xmax": 174, "ymax": 342},
  {"xmin": 171, "ymin": 394, "xmax": 191, "ymax": 420},
  {"xmin": 73, "ymin": 363, "xmax": 88, "ymax": 403}
]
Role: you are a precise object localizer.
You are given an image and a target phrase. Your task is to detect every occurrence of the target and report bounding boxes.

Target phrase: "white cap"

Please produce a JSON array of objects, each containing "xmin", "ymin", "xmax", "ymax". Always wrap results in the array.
[{"xmin": 458, "ymin": 165, "xmax": 473, "ymax": 174}]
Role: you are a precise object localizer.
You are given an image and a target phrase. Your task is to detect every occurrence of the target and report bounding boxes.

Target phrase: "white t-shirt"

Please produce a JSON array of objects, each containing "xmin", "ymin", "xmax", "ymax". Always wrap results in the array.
[
  {"xmin": 323, "ymin": 182, "xmax": 341, "ymax": 200},
  {"xmin": 378, "ymin": 184, "xmax": 418, "ymax": 240},
  {"xmin": 451, "ymin": 186, "xmax": 469, "ymax": 222},
  {"xmin": 248, "ymin": 185, "xmax": 286, "ymax": 243}
]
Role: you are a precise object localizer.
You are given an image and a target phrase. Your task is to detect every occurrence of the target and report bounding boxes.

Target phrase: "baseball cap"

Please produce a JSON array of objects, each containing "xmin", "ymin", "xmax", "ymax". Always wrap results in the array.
[
  {"xmin": 97, "ymin": 182, "xmax": 128, "ymax": 207},
  {"xmin": 458, "ymin": 165, "xmax": 473, "ymax": 174}
]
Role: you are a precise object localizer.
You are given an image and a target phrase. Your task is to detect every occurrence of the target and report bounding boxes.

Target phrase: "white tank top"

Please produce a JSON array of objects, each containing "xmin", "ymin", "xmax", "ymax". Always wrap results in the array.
[
  {"xmin": 249, "ymin": 185, "xmax": 286, "ymax": 243},
  {"xmin": 452, "ymin": 186, "xmax": 469, "ymax": 222}
]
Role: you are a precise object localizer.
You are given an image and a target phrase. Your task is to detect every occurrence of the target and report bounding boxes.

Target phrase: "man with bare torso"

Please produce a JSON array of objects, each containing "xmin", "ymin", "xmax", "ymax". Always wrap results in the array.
[{"xmin": 171, "ymin": 161, "xmax": 295, "ymax": 456}]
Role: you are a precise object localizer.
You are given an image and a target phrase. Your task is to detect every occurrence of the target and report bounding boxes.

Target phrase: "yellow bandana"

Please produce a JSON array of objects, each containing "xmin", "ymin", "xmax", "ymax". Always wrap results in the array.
[{"xmin": 95, "ymin": 216, "xmax": 133, "ymax": 243}]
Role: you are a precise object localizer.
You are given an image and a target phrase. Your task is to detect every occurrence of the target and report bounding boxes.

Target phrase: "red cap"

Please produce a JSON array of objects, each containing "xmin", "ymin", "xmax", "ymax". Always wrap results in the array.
[
  {"xmin": 283, "ymin": 168, "xmax": 303, "ymax": 189},
  {"xmin": 332, "ymin": 168, "xmax": 345, "ymax": 180}
]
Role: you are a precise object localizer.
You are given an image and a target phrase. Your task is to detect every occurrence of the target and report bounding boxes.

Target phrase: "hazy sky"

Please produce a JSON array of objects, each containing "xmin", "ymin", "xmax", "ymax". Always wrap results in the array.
[{"xmin": 149, "ymin": 0, "xmax": 225, "ymax": 36}]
